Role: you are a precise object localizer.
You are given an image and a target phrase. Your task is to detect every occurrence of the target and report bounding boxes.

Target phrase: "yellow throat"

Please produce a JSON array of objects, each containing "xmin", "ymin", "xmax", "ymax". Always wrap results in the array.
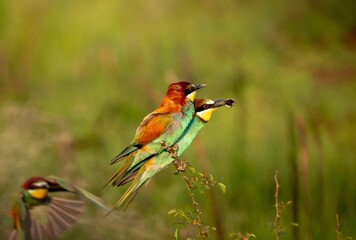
[
  {"xmin": 196, "ymin": 108, "xmax": 216, "ymax": 122},
  {"xmin": 187, "ymin": 91, "xmax": 196, "ymax": 102},
  {"xmin": 28, "ymin": 189, "xmax": 48, "ymax": 199}
]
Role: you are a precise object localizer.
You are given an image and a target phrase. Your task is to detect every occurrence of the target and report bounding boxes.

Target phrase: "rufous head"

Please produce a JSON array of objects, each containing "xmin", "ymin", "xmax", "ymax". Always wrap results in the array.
[{"xmin": 166, "ymin": 82, "xmax": 207, "ymax": 104}]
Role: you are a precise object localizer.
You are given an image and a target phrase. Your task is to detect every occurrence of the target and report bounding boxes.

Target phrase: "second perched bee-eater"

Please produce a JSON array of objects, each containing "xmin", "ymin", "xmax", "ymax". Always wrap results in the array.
[
  {"xmin": 8, "ymin": 176, "xmax": 108, "ymax": 240},
  {"xmin": 105, "ymin": 82, "xmax": 206, "ymax": 188},
  {"xmin": 109, "ymin": 98, "xmax": 235, "ymax": 211}
]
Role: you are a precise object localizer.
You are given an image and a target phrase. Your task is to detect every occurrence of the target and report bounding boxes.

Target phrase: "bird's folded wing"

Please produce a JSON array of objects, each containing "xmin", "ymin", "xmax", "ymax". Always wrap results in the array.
[{"xmin": 135, "ymin": 113, "xmax": 174, "ymax": 145}]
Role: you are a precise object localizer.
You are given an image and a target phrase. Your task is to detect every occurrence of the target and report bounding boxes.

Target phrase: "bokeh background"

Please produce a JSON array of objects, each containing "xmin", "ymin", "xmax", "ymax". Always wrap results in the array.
[{"xmin": 0, "ymin": 0, "xmax": 355, "ymax": 239}]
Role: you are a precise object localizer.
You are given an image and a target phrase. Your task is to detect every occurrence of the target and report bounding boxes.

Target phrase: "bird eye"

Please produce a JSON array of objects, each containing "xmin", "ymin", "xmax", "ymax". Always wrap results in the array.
[{"xmin": 203, "ymin": 104, "xmax": 209, "ymax": 109}]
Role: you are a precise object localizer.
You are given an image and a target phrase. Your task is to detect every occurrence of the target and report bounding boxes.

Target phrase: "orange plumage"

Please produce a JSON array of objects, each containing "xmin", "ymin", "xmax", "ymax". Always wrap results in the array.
[
  {"xmin": 133, "ymin": 82, "xmax": 192, "ymax": 145},
  {"xmin": 106, "ymin": 82, "xmax": 206, "ymax": 196}
]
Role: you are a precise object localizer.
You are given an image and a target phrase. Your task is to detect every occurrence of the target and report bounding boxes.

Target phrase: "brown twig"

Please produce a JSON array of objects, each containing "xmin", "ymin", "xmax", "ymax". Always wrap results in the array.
[
  {"xmin": 182, "ymin": 172, "xmax": 207, "ymax": 238},
  {"xmin": 163, "ymin": 141, "xmax": 207, "ymax": 238},
  {"xmin": 194, "ymin": 138, "xmax": 225, "ymax": 240},
  {"xmin": 274, "ymin": 170, "xmax": 280, "ymax": 240},
  {"xmin": 336, "ymin": 214, "xmax": 341, "ymax": 240}
]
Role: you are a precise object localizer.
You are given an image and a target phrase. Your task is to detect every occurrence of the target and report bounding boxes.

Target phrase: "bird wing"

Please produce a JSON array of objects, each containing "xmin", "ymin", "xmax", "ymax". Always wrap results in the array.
[
  {"xmin": 46, "ymin": 176, "xmax": 109, "ymax": 211},
  {"xmin": 8, "ymin": 194, "xmax": 29, "ymax": 240},
  {"xmin": 8, "ymin": 194, "xmax": 83, "ymax": 240},
  {"xmin": 110, "ymin": 112, "xmax": 174, "ymax": 164},
  {"xmin": 135, "ymin": 112, "xmax": 174, "ymax": 144},
  {"xmin": 30, "ymin": 197, "xmax": 84, "ymax": 240}
]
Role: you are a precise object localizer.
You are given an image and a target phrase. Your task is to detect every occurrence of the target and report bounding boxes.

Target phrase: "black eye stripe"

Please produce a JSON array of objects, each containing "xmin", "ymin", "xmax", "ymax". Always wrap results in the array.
[
  {"xmin": 196, "ymin": 104, "xmax": 213, "ymax": 112},
  {"xmin": 30, "ymin": 185, "xmax": 46, "ymax": 189}
]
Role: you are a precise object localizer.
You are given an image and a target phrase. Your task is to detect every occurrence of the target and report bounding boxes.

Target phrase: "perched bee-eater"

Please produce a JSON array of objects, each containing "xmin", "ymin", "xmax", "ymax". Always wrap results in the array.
[
  {"xmin": 105, "ymin": 82, "xmax": 206, "ymax": 188},
  {"xmin": 8, "ymin": 176, "xmax": 108, "ymax": 240},
  {"xmin": 109, "ymin": 98, "xmax": 235, "ymax": 211}
]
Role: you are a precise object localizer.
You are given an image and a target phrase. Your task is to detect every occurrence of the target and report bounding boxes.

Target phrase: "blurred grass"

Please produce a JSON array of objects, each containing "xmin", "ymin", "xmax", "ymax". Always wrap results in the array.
[{"xmin": 1, "ymin": 0, "xmax": 355, "ymax": 239}]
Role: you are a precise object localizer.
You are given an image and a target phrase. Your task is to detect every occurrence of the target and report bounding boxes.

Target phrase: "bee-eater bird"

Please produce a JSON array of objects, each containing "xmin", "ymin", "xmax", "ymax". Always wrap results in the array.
[
  {"xmin": 8, "ymin": 176, "xmax": 108, "ymax": 240},
  {"xmin": 105, "ymin": 82, "xmax": 206, "ymax": 188},
  {"xmin": 109, "ymin": 98, "xmax": 235, "ymax": 211}
]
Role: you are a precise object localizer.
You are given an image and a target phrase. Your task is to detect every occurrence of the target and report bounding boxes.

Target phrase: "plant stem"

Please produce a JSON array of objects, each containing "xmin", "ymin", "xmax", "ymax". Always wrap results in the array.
[
  {"xmin": 274, "ymin": 170, "xmax": 280, "ymax": 240},
  {"xmin": 175, "ymin": 160, "xmax": 207, "ymax": 239},
  {"xmin": 164, "ymin": 141, "xmax": 208, "ymax": 239}
]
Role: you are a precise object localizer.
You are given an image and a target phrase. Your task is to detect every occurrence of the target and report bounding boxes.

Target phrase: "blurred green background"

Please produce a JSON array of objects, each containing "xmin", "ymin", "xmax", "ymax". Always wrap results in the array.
[{"xmin": 0, "ymin": 0, "xmax": 355, "ymax": 239}]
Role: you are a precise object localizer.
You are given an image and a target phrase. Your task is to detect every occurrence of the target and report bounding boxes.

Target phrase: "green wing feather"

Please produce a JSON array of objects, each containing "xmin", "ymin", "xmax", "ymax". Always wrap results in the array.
[
  {"xmin": 106, "ymin": 114, "xmax": 174, "ymax": 189},
  {"xmin": 9, "ymin": 195, "xmax": 29, "ymax": 240},
  {"xmin": 46, "ymin": 176, "xmax": 109, "ymax": 211},
  {"xmin": 106, "ymin": 157, "xmax": 160, "ymax": 214},
  {"xmin": 110, "ymin": 146, "xmax": 138, "ymax": 165}
]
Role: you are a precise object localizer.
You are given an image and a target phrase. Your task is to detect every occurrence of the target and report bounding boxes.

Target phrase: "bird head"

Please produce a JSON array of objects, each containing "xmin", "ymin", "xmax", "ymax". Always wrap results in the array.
[
  {"xmin": 195, "ymin": 98, "xmax": 235, "ymax": 122},
  {"xmin": 22, "ymin": 177, "xmax": 50, "ymax": 200},
  {"xmin": 166, "ymin": 82, "xmax": 207, "ymax": 104}
]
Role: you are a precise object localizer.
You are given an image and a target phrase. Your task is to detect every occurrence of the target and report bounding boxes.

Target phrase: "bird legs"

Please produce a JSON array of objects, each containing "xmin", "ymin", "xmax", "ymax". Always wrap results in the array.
[{"xmin": 160, "ymin": 141, "xmax": 187, "ymax": 172}]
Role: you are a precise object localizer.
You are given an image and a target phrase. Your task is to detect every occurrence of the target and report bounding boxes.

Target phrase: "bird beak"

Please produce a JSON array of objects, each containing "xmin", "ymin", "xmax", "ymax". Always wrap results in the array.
[
  {"xmin": 187, "ymin": 83, "xmax": 207, "ymax": 93},
  {"xmin": 186, "ymin": 83, "xmax": 207, "ymax": 102},
  {"xmin": 192, "ymin": 83, "xmax": 207, "ymax": 91},
  {"xmin": 213, "ymin": 98, "xmax": 236, "ymax": 108}
]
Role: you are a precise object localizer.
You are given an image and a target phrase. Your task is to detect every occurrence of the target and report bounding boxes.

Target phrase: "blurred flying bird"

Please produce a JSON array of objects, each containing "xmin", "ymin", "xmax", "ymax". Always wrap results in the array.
[
  {"xmin": 109, "ymin": 98, "xmax": 235, "ymax": 211},
  {"xmin": 105, "ymin": 82, "xmax": 206, "ymax": 189},
  {"xmin": 8, "ymin": 176, "xmax": 108, "ymax": 240}
]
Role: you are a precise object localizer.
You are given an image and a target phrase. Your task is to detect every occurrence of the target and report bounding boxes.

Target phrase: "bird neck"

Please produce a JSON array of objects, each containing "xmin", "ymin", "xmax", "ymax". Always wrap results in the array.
[
  {"xmin": 157, "ymin": 94, "xmax": 190, "ymax": 114},
  {"xmin": 23, "ymin": 190, "xmax": 50, "ymax": 206},
  {"xmin": 196, "ymin": 108, "xmax": 216, "ymax": 122}
]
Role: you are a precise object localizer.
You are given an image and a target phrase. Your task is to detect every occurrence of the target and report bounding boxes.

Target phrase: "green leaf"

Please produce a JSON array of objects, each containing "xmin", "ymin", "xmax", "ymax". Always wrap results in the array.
[
  {"xmin": 188, "ymin": 166, "xmax": 196, "ymax": 173},
  {"xmin": 228, "ymin": 233, "xmax": 237, "ymax": 237},
  {"xmin": 168, "ymin": 209, "xmax": 177, "ymax": 215},
  {"xmin": 218, "ymin": 183, "xmax": 227, "ymax": 194},
  {"xmin": 174, "ymin": 228, "xmax": 179, "ymax": 240},
  {"xmin": 290, "ymin": 222, "xmax": 299, "ymax": 227}
]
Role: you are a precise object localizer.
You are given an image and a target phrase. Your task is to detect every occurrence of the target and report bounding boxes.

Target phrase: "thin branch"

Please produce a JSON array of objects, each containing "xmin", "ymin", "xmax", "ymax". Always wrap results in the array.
[
  {"xmin": 173, "ymin": 158, "xmax": 208, "ymax": 238},
  {"xmin": 163, "ymin": 141, "xmax": 208, "ymax": 238},
  {"xmin": 274, "ymin": 170, "xmax": 280, "ymax": 240},
  {"xmin": 336, "ymin": 214, "xmax": 341, "ymax": 240}
]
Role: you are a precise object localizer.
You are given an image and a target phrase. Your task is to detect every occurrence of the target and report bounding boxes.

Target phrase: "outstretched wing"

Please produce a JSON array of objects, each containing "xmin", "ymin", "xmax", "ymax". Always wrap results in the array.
[
  {"xmin": 8, "ymin": 195, "xmax": 84, "ymax": 240},
  {"xmin": 30, "ymin": 197, "xmax": 84, "ymax": 240},
  {"xmin": 46, "ymin": 176, "xmax": 109, "ymax": 211}
]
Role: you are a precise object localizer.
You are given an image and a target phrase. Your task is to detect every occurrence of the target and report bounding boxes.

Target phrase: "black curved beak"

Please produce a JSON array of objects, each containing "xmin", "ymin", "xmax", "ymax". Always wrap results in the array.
[
  {"xmin": 213, "ymin": 98, "xmax": 236, "ymax": 108},
  {"xmin": 186, "ymin": 83, "xmax": 207, "ymax": 94}
]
